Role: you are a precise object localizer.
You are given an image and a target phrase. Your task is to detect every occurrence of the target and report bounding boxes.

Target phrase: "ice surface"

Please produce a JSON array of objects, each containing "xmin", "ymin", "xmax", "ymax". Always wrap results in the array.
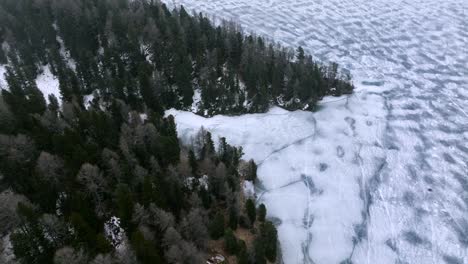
[
  {"xmin": 167, "ymin": 94, "xmax": 387, "ymax": 263},
  {"xmin": 35, "ymin": 64, "xmax": 61, "ymax": 105},
  {"xmin": 164, "ymin": 0, "xmax": 468, "ymax": 263}
]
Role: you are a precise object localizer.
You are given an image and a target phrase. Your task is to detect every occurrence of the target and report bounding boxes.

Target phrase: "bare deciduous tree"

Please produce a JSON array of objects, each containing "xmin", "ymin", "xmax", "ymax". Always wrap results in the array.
[
  {"xmin": 0, "ymin": 96, "xmax": 15, "ymax": 133},
  {"xmin": 89, "ymin": 254, "xmax": 113, "ymax": 264},
  {"xmin": 0, "ymin": 190, "xmax": 30, "ymax": 235},
  {"xmin": 36, "ymin": 152, "xmax": 64, "ymax": 187},
  {"xmin": 76, "ymin": 163, "xmax": 107, "ymax": 216},
  {"xmin": 162, "ymin": 227, "xmax": 182, "ymax": 248},
  {"xmin": 132, "ymin": 203, "xmax": 175, "ymax": 233},
  {"xmin": 39, "ymin": 214, "xmax": 70, "ymax": 248},
  {"xmin": 53, "ymin": 247, "xmax": 87, "ymax": 264},
  {"xmin": 179, "ymin": 208, "xmax": 208, "ymax": 249},
  {"xmin": 166, "ymin": 240, "xmax": 205, "ymax": 264},
  {"xmin": 0, "ymin": 134, "xmax": 36, "ymax": 165}
]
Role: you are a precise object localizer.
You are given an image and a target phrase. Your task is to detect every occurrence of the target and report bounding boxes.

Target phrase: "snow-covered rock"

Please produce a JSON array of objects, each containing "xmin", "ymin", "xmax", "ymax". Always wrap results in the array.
[
  {"xmin": 242, "ymin": 180, "xmax": 255, "ymax": 198},
  {"xmin": 104, "ymin": 216, "xmax": 125, "ymax": 248},
  {"xmin": 191, "ymin": 89, "xmax": 202, "ymax": 113},
  {"xmin": 0, "ymin": 65, "xmax": 7, "ymax": 91}
]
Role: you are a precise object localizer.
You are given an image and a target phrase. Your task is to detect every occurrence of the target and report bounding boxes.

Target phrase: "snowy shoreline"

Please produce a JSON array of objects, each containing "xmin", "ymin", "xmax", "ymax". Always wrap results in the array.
[{"xmin": 163, "ymin": 0, "xmax": 468, "ymax": 263}]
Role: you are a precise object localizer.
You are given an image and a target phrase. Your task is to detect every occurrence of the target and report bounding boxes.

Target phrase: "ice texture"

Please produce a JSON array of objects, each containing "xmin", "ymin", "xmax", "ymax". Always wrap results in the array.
[{"xmin": 164, "ymin": 0, "xmax": 468, "ymax": 263}]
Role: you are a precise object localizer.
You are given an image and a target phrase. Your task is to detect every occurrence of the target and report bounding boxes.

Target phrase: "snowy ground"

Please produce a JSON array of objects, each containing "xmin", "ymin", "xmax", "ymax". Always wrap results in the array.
[
  {"xmin": 0, "ymin": 65, "xmax": 7, "ymax": 91},
  {"xmin": 164, "ymin": 0, "xmax": 468, "ymax": 263},
  {"xmin": 35, "ymin": 64, "xmax": 61, "ymax": 104}
]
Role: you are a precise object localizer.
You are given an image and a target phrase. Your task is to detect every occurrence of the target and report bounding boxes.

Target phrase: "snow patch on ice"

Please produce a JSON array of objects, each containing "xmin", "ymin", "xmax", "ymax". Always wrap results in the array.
[{"xmin": 35, "ymin": 65, "xmax": 61, "ymax": 105}]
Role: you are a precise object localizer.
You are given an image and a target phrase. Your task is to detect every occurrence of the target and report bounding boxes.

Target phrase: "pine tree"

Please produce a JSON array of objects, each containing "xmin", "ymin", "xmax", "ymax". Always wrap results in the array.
[
  {"xmin": 224, "ymin": 228, "xmax": 238, "ymax": 254},
  {"xmin": 261, "ymin": 221, "xmax": 278, "ymax": 262},
  {"xmin": 188, "ymin": 149, "xmax": 198, "ymax": 174},
  {"xmin": 245, "ymin": 198, "xmax": 256, "ymax": 224},
  {"xmin": 258, "ymin": 203, "xmax": 266, "ymax": 222},
  {"xmin": 115, "ymin": 184, "xmax": 134, "ymax": 230},
  {"xmin": 297, "ymin": 46, "xmax": 305, "ymax": 63},
  {"xmin": 209, "ymin": 212, "xmax": 225, "ymax": 239}
]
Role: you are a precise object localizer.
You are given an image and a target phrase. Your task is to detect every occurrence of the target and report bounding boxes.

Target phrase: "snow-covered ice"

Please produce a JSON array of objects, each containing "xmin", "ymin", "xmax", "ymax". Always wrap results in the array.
[
  {"xmin": 35, "ymin": 64, "xmax": 61, "ymax": 105},
  {"xmin": 167, "ymin": 97, "xmax": 388, "ymax": 263},
  {"xmin": 164, "ymin": 0, "xmax": 468, "ymax": 263}
]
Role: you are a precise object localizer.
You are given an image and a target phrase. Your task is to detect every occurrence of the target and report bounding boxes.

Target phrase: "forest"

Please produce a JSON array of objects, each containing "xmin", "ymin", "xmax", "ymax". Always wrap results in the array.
[
  {"xmin": 0, "ymin": 0, "xmax": 353, "ymax": 116},
  {"xmin": 0, "ymin": 87, "xmax": 278, "ymax": 263},
  {"xmin": 0, "ymin": 0, "xmax": 355, "ymax": 263}
]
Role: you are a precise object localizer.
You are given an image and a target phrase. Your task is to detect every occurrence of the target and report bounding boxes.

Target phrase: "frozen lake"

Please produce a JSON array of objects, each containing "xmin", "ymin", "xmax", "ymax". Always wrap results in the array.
[{"xmin": 164, "ymin": 0, "xmax": 468, "ymax": 263}]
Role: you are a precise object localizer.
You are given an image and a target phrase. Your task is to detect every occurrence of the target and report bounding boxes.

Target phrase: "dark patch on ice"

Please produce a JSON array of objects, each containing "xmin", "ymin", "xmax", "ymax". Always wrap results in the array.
[
  {"xmin": 385, "ymin": 239, "xmax": 398, "ymax": 252},
  {"xmin": 339, "ymin": 259, "xmax": 353, "ymax": 264},
  {"xmin": 453, "ymin": 172, "xmax": 468, "ymax": 192},
  {"xmin": 343, "ymin": 38, "xmax": 355, "ymax": 45},
  {"xmin": 301, "ymin": 174, "xmax": 319, "ymax": 196},
  {"xmin": 438, "ymin": 124, "xmax": 456, "ymax": 134},
  {"xmin": 456, "ymin": 144, "xmax": 468, "ymax": 154},
  {"xmin": 403, "ymin": 231, "xmax": 426, "ymax": 245},
  {"xmin": 421, "ymin": 111, "xmax": 433, "ymax": 119},
  {"xmin": 345, "ymin": 117, "xmax": 356, "ymax": 134},
  {"xmin": 423, "ymin": 175, "xmax": 435, "ymax": 185},
  {"xmin": 415, "ymin": 207, "xmax": 428, "ymax": 218},
  {"xmin": 302, "ymin": 213, "xmax": 314, "ymax": 229},
  {"xmin": 366, "ymin": 120, "xmax": 373, "ymax": 126},
  {"xmin": 386, "ymin": 144, "xmax": 400, "ymax": 151},
  {"xmin": 402, "ymin": 113, "xmax": 421, "ymax": 122},
  {"xmin": 403, "ymin": 191, "xmax": 415, "ymax": 206},
  {"xmin": 337, "ymin": 146, "xmax": 345, "ymax": 158},
  {"xmin": 438, "ymin": 140, "xmax": 452, "ymax": 147},
  {"xmin": 301, "ymin": 232, "xmax": 314, "ymax": 264},
  {"xmin": 353, "ymin": 223, "xmax": 367, "ymax": 243},
  {"xmin": 361, "ymin": 80, "xmax": 385, "ymax": 86},
  {"xmin": 443, "ymin": 255, "xmax": 463, "ymax": 264},
  {"xmin": 442, "ymin": 153, "xmax": 456, "ymax": 164},
  {"xmin": 313, "ymin": 148, "xmax": 323, "ymax": 155},
  {"xmin": 402, "ymin": 61, "xmax": 413, "ymax": 70},
  {"xmin": 402, "ymin": 102, "xmax": 421, "ymax": 110},
  {"xmin": 406, "ymin": 165, "xmax": 418, "ymax": 181},
  {"xmin": 450, "ymin": 219, "xmax": 468, "ymax": 246},
  {"xmin": 318, "ymin": 163, "xmax": 328, "ymax": 172},
  {"xmin": 269, "ymin": 216, "xmax": 282, "ymax": 226}
]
